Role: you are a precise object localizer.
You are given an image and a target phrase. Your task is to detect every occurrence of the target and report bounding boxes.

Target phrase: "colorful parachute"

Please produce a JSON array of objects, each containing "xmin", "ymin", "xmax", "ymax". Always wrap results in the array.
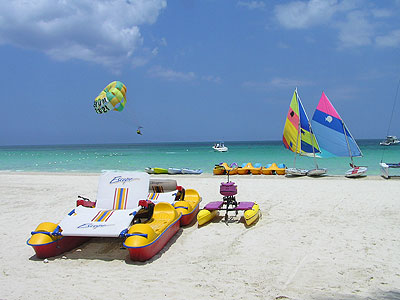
[{"xmin": 93, "ymin": 81, "xmax": 127, "ymax": 114}]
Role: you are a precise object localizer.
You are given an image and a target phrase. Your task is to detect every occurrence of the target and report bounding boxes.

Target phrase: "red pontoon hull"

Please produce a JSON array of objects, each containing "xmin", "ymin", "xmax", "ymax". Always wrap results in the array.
[{"xmin": 28, "ymin": 236, "xmax": 89, "ymax": 259}]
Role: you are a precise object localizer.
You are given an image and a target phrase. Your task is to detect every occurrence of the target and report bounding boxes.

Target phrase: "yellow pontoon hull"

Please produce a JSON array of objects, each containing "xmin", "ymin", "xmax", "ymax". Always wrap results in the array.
[
  {"xmin": 197, "ymin": 209, "xmax": 219, "ymax": 226},
  {"xmin": 244, "ymin": 203, "xmax": 260, "ymax": 226}
]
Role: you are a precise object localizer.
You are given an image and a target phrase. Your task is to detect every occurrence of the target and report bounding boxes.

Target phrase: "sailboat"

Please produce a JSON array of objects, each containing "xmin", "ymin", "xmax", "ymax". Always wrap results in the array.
[
  {"xmin": 311, "ymin": 92, "xmax": 367, "ymax": 178},
  {"xmin": 283, "ymin": 88, "xmax": 327, "ymax": 176},
  {"xmin": 380, "ymin": 78, "xmax": 400, "ymax": 179}
]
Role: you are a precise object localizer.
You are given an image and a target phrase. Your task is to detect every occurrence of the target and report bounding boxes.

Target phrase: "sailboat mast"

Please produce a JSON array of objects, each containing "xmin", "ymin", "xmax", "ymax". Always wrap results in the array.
[
  {"xmin": 293, "ymin": 88, "xmax": 300, "ymax": 168},
  {"xmin": 310, "ymin": 120, "xmax": 318, "ymax": 168},
  {"xmin": 342, "ymin": 121, "xmax": 354, "ymax": 166},
  {"xmin": 293, "ymin": 123, "xmax": 300, "ymax": 167},
  {"xmin": 298, "ymin": 90, "xmax": 318, "ymax": 169}
]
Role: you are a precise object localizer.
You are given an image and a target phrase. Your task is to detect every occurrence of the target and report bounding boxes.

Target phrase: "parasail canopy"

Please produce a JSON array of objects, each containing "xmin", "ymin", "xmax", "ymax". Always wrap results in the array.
[{"xmin": 93, "ymin": 81, "xmax": 127, "ymax": 114}]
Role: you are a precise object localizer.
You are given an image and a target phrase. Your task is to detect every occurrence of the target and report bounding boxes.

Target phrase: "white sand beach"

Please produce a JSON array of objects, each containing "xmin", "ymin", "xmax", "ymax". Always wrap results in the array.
[{"xmin": 0, "ymin": 172, "xmax": 399, "ymax": 300}]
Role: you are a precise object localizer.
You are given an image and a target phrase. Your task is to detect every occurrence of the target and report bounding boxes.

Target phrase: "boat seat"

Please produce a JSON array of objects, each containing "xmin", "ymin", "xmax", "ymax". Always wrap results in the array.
[
  {"xmin": 147, "ymin": 191, "xmax": 178, "ymax": 203},
  {"xmin": 204, "ymin": 201, "xmax": 224, "ymax": 211},
  {"xmin": 59, "ymin": 171, "xmax": 151, "ymax": 237},
  {"xmin": 133, "ymin": 200, "xmax": 155, "ymax": 224},
  {"xmin": 234, "ymin": 202, "xmax": 254, "ymax": 211},
  {"xmin": 58, "ymin": 171, "xmax": 174, "ymax": 238}
]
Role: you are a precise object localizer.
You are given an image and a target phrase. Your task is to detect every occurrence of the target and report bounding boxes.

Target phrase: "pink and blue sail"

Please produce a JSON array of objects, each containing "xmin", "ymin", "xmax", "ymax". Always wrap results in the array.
[{"xmin": 311, "ymin": 92, "xmax": 362, "ymax": 158}]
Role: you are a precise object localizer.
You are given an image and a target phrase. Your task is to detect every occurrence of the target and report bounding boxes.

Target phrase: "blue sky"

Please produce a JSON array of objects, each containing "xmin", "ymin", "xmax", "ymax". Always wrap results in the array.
[{"xmin": 1, "ymin": 0, "xmax": 400, "ymax": 146}]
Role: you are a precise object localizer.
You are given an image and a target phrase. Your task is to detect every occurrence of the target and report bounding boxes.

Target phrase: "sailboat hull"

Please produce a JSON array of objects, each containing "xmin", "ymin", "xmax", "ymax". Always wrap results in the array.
[
  {"xmin": 345, "ymin": 166, "xmax": 367, "ymax": 178},
  {"xmin": 286, "ymin": 168, "xmax": 308, "ymax": 176},
  {"xmin": 307, "ymin": 168, "xmax": 327, "ymax": 177}
]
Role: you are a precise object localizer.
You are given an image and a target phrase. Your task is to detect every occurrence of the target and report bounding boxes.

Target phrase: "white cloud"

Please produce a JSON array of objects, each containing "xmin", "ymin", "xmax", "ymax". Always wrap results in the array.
[
  {"xmin": 237, "ymin": 1, "xmax": 266, "ymax": 10},
  {"xmin": 152, "ymin": 47, "xmax": 159, "ymax": 55},
  {"xmin": 243, "ymin": 77, "xmax": 313, "ymax": 89},
  {"xmin": 147, "ymin": 66, "xmax": 222, "ymax": 83},
  {"xmin": 148, "ymin": 66, "xmax": 196, "ymax": 81},
  {"xmin": 371, "ymin": 8, "xmax": 393, "ymax": 18},
  {"xmin": 201, "ymin": 75, "xmax": 221, "ymax": 83},
  {"xmin": 160, "ymin": 37, "xmax": 168, "ymax": 46},
  {"xmin": 274, "ymin": 0, "xmax": 400, "ymax": 49},
  {"xmin": 274, "ymin": 0, "xmax": 340, "ymax": 29},
  {"xmin": 132, "ymin": 56, "xmax": 151, "ymax": 67},
  {"xmin": 336, "ymin": 11, "xmax": 374, "ymax": 47},
  {"xmin": 277, "ymin": 41, "xmax": 289, "ymax": 49},
  {"xmin": 376, "ymin": 29, "xmax": 400, "ymax": 47},
  {"xmin": 0, "ymin": 0, "xmax": 166, "ymax": 68}
]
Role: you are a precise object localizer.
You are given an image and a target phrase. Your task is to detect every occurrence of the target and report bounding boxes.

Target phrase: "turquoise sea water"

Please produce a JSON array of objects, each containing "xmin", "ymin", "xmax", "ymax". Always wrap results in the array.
[{"xmin": 0, "ymin": 140, "xmax": 399, "ymax": 175}]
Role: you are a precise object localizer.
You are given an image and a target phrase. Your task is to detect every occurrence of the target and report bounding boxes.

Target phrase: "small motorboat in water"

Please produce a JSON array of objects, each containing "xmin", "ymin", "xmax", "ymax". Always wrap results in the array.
[
  {"xmin": 212, "ymin": 142, "xmax": 228, "ymax": 152},
  {"xmin": 380, "ymin": 136, "xmax": 400, "ymax": 146}
]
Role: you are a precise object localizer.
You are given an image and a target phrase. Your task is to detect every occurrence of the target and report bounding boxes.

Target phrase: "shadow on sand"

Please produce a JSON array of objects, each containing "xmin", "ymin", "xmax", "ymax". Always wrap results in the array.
[
  {"xmin": 312, "ymin": 289, "xmax": 400, "ymax": 300},
  {"xmin": 28, "ymin": 229, "xmax": 184, "ymax": 265}
]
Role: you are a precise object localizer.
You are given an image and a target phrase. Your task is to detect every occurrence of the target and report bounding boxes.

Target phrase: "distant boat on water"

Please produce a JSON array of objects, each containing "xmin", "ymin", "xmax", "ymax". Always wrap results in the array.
[
  {"xmin": 380, "ymin": 78, "xmax": 400, "ymax": 178},
  {"xmin": 379, "ymin": 135, "xmax": 400, "ymax": 146},
  {"xmin": 212, "ymin": 142, "xmax": 228, "ymax": 152}
]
